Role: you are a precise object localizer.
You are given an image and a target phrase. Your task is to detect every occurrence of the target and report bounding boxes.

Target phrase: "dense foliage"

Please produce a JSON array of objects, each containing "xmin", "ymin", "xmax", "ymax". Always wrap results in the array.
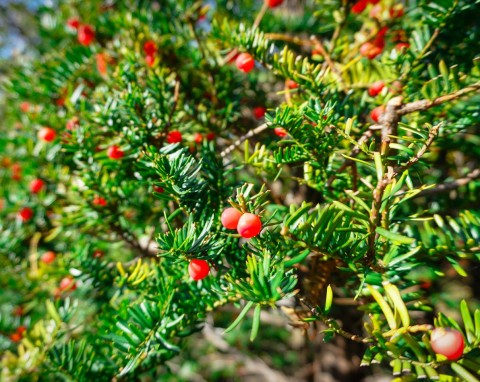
[{"xmin": 1, "ymin": 0, "xmax": 480, "ymax": 381}]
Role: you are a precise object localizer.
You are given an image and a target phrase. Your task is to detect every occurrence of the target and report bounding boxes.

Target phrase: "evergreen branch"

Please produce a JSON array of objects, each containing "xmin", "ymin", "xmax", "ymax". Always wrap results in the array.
[
  {"xmin": 397, "ymin": 82, "xmax": 480, "ymax": 115},
  {"xmin": 327, "ymin": 130, "xmax": 373, "ymax": 187},
  {"xmin": 366, "ymin": 97, "xmax": 403, "ymax": 267},
  {"xmin": 394, "ymin": 123, "xmax": 441, "ymax": 175},
  {"xmin": 414, "ymin": 168, "xmax": 480, "ymax": 197},
  {"xmin": 310, "ymin": 36, "xmax": 346, "ymax": 92}
]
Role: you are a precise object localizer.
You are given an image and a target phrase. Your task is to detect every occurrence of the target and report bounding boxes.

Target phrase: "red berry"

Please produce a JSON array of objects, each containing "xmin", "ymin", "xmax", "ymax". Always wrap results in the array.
[
  {"xmin": 96, "ymin": 53, "xmax": 108, "ymax": 76},
  {"xmin": 389, "ymin": 5, "xmax": 404, "ymax": 18},
  {"xmin": 93, "ymin": 250, "xmax": 104, "ymax": 258},
  {"xmin": 66, "ymin": 117, "xmax": 79, "ymax": 130},
  {"xmin": 67, "ymin": 17, "xmax": 80, "ymax": 29},
  {"xmin": 19, "ymin": 207, "xmax": 34, "ymax": 222},
  {"xmin": 29, "ymin": 178, "xmax": 45, "ymax": 194},
  {"xmin": 93, "ymin": 195, "xmax": 107, "ymax": 207},
  {"xmin": 16, "ymin": 326, "xmax": 26, "ymax": 335},
  {"xmin": 206, "ymin": 132, "xmax": 215, "ymax": 141},
  {"xmin": 13, "ymin": 306, "xmax": 24, "ymax": 316},
  {"xmin": 221, "ymin": 208, "xmax": 243, "ymax": 230},
  {"xmin": 10, "ymin": 333, "xmax": 21, "ymax": 342},
  {"xmin": 11, "ymin": 163, "xmax": 22, "ymax": 181},
  {"xmin": 143, "ymin": 40, "xmax": 157, "ymax": 56},
  {"xmin": 41, "ymin": 251, "xmax": 56, "ymax": 264},
  {"xmin": 59, "ymin": 276, "xmax": 77, "ymax": 291},
  {"xmin": 368, "ymin": 80, "xmax": 385, "ymax": 97},
  {"xmin": 274, "ymin": 127, "xmax": 288, "ymax": 137},
  {"xmin": 153, "ymin": 186, "xmax": 164, "ymax": 193},
  {"xmin": 395, "ymin": 42, "xmax": 410, "ymax": 52},
  {"xmin": 266, "ymin": 0, "xmax": 283, "ymax": 7},
  {"xmin": 188, "ymin": 259, "xmax": 210, "ymax": 281},
  {"xmin": 20, "ymin": 102, "xmax": 30, "ymax": 113},
  {"xmin": 370, "ymin": 106, "xmax": 385, "ymax": 123},
  {"xmin": 194, "ymin": 133, "xmax": 203, "ymax": 144},
  {"xmin": 107, "ymin": 145, "xmax": 124, "ymax": 160},
  {"xmin": 38, "ymin": 127, "xmax": 56, "ymax": 142},
  {"xmin": 77, "ymin": 24, "xmax": 95, "ymax": 46},
  {"xmin": 352, "ymin": 0, "xmax": 368, "ymax": 14},
  {"xmin": 360, "ymin": 42, "xmax": 383, "ymax": 59},
  {"xmin": 167, "ymin": 130, "xmax": 182, "ymax": 144},
  {"xmin": 430, "ymin": 328, "xmax": 465, "ymax": 360},
  {"xmin": 286, "ymin": 79, "xmax": 299, "ymax": 89},
  {"xmin": 235, "ymin": 53, "xmax": 255, "ymax": 73},
  {"xmin": 145, "ymin": 54, "xmax": 155, "ymax": 67},
  {"xmin": 237, "ymin": 213, "xmax": 262, "ymax": 239},
  {"xmin": 253, "ymin": 107, "xmax": 266, "ymax": 119}
]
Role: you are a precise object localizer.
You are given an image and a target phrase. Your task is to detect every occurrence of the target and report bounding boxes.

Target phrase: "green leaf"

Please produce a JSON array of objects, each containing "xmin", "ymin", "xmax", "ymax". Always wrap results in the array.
[
  {"xmin": 224, "ymin": 301, "xmax": 255, "ymax": 334},
  {"xmin": 324, "ymin": 284, "xmax": 333, "ymax": 314},
  {"xmin": 250, "ymin": 304, "xmax": 262, "ymax": 341},
  {"xmin": 451, "ymin": 363, "xmax": 480, "ymax": 382},
  {"xmin": 376, "ymin": 227, "xmax": 415, "ymax": 245}
]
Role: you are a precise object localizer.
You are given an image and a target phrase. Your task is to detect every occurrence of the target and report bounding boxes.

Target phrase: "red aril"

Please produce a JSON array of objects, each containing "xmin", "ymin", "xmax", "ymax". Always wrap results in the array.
[
  {"xmin": 370, "ymin": 106, "xmax": 385, "ymax": 123},
  {"xmin": 38, "ymin": 127, "xmax": 56, "ymax": 142},
  {"xmin": 237, "ymin": 213, "xmax": 262, "ymax": 238},
  {"xmin": 221, "ymin": 208, "xmax": 243, "ymax": 230},
  {"xmin": 274, "ymin": 127, "xmax": 288, "ymax": 137},
  {"xmin": 235, "ymin": 53, "xmax": 255, "ymax": 73},
  {"xmin": 266, "ymin": 0, "xmax": 283, "ymax": 7},
  {"xmin": 368, "ymin": 80, "xmax": 385, "ymax": 97},
  {"xmin": 107, "ymin": 145, "xmax": 124, "ymax": 159},
  {"xmin": 188, "ymin": 259, "xmax": 210, "ymax": 280},
  {"xmin": 253, "ymin": 107, "xmax": 266, "ymax": 119},
  {"xmin": 77, "ymin": 24, "xmax": 95, "ymax": 46},
  {"xmin": 41, "ymin": 251, "xmax": 56, "ymax": 264},
  {"xmin": 430, "ymin": 328, "xmax": 464, "ymax": 360},
  {"xmin": 167, "ymin": 130, "xmax": 182, "ymax": 143},
  {"xmin": 30, "ymin": 179, "xmax": 45, "ymax": 194},
  {"xmin": 19, "ymin": 207, "xmax": 34, "ymax": 222}
]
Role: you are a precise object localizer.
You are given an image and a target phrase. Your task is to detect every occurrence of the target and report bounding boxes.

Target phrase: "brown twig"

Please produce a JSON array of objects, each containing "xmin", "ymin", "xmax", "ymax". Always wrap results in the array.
[
  {"xmin": 397, "ymin": 82, "xmax": 480, "ymax": 115},
  {"xmin": 366, "ymin": 97, "xmax": 403, "ymax": 266},
  {"xmin": 394, "ymin": 123, "xmax": 441, "ymax": 175},
  {"xmin": 253, "ymin": 3, "xmax": 269, "ymax": 29},
  {"xmin": 264, "ymin": 33, "xmax": 313, "ymax": 46},
  {"xmin": 220, "ymin": 123, "xmax": 268, "ymax": 158},
  {"xmin": 414, "ymin": 168, "xmax": 480, "ymax": 197}
]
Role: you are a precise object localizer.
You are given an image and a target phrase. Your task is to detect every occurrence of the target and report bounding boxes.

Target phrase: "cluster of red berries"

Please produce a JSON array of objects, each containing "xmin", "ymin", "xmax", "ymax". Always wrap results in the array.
[
  {"xmin": 352, "ymin": 0, "xmax": 379, "ymax": 14},
  {"xmin": 360, "ymin": 27, "xmax": 388, "ymax": 60},
  {"xmin": 9, "ymin": 326, "xmax": 26, "ymax": 343},
  {"xmin": 143, "ymin": 40, "xmax": 157, "ymax": 67},
  {"xmin": 93, "ymin": 195, "xmax": 108, "ymax": 207},
  {"xmin": 67, "ymin": 17, "xmax": 95, "ymax": 46},
  {"xmin": 221, "ymin": 207, "xmax": 263, "ymax": 239}
]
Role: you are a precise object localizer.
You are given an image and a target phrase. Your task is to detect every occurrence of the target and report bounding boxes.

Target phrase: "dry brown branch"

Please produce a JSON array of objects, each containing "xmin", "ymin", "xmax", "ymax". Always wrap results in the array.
[{"xmin": 397, "ymin": 82, "xmax": 480, "ymax": 115}]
